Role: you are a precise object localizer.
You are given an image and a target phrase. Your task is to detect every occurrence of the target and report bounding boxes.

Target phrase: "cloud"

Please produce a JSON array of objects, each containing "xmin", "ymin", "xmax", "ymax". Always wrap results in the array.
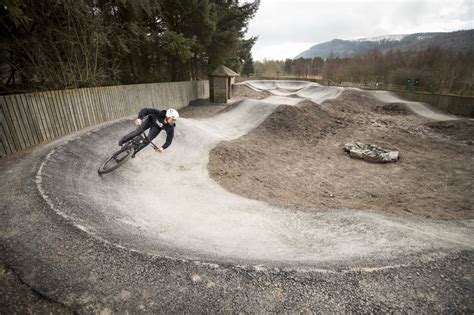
[
  {"xmin": 252, "ymin": 42, "xmax": 312, "ymax": 60},
  {"xmin": 246, "ymin": 0, "xmax": 473, "ymax": 60}
]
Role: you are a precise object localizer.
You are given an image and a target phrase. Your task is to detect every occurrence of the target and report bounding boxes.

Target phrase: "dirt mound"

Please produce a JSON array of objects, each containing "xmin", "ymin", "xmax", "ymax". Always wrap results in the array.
[
  {"xmin": 374, "ymin": 103, "xmax": 410, "ymax": 115},
  {"xmin": 323, "ymin": 90, "xmax": 381, "ymax": 111},
  {"xmin": 180, "ymin": 99, "xmax": 229, "ymax": 119},
  {"xmin": 209, "ymin": 92, "xmax": 474, "ymax": 220},
  {"xmin": 255, "ymin": 100, "xmax": 348, "ymax": 144},
  {"xmin": 232, "ymin": 84, "xmax": 272, "ymax": 100},
  {"xmin": 323, "ymin": 91, "xmax": 409, "ymax": 116}
]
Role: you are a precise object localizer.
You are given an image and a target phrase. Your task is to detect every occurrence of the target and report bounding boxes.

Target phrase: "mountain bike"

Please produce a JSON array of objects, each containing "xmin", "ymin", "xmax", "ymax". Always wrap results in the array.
[{"xmin": 98, "ymin": 127, "xmax": 158, "ymax": 175}]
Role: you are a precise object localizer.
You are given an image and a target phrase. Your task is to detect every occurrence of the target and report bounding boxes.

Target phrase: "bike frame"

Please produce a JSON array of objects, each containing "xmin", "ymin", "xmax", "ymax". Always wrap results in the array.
[{"xmin": 130, "ymin": 123, "xmax": 159, "ymax": 156}]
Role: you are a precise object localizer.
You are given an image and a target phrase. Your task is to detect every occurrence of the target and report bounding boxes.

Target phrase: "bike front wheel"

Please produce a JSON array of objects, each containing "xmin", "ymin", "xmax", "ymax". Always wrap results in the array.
[{"xmin": 98, "ymin": 146, "xmax": 134, "ymax": 175}]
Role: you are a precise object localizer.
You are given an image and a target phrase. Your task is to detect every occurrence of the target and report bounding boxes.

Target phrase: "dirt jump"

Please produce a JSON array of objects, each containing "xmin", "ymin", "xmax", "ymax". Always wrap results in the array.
[{"xmin": 1, "ymin": 80, "xmax": 473, "ymax": 312}]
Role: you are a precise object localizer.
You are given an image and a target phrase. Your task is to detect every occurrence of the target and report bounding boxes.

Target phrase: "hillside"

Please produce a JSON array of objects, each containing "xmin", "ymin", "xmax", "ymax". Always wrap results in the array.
[{"xmin": 295, "ymin": 30, "xmax": 473, "ymax": 59}]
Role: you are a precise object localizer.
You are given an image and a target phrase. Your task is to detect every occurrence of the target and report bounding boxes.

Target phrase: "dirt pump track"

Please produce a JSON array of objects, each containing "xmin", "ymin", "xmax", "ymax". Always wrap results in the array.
[{"xmin": 1, "ymin": 80, "xmax": 473, "ymax": 312}]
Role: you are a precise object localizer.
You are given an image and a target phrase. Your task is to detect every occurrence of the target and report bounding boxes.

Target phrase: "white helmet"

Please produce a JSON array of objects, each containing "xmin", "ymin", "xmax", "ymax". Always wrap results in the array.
[{"xmin": 166, "ymin": 108, "xmax": 179, "ymax": 120}]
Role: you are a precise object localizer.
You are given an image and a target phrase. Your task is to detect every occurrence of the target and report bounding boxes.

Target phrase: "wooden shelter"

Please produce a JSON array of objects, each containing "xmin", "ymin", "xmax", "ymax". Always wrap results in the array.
[{"xmin": 209, "ymin": 65, "xmax": 238, "ymax": 103}]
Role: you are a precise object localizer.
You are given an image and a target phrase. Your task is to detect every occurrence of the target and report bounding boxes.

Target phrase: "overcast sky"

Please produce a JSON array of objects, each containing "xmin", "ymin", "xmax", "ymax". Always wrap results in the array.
[{"xmin": 245, "ymin": 0, "xmax": 473, "ymax": 61}]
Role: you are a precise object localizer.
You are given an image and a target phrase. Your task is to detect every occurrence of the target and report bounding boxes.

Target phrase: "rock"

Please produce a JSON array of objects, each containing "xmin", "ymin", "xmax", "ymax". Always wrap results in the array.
[
  {"xmin": 191, "ymin": 275, "xmax": 202, "ymax": 283},
  {"xmin": 343, "ymin": 142, "xmax": 399, "ymax": 163}
]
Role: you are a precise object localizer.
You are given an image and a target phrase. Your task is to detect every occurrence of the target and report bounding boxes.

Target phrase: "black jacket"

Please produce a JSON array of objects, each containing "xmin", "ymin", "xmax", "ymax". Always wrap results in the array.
[{"xmin": 137, "ymin": 108, "xmax": 175, "ymax": 149}]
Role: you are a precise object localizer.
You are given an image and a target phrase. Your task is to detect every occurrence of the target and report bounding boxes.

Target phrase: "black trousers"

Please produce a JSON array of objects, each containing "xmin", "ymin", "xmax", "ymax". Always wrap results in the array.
[{"xmin": 119, "ymin": 117, "xmax": 161, "ymax": 148}]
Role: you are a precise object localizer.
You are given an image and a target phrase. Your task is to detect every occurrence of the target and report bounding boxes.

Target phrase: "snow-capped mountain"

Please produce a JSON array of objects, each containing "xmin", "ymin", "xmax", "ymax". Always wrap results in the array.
[
  {"xmin": 294, "ymin": 30, "xmax": 472, "ymax": 59},
  {"xmin": 354, "ymin": 34, "xmax": 407, "ymax": 42}
]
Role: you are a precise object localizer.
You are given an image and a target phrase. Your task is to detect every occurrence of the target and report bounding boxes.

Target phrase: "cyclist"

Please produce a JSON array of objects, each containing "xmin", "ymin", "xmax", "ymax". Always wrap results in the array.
[{"xmin": 118, "ymin": 108, "xmax": 179, "ymax": 153}]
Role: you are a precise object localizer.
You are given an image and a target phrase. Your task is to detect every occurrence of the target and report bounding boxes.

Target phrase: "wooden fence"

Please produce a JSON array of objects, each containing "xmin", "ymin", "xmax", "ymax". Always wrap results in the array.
[{"xmin": 0, "ymin": 80, "xmax": 209, "ymax": 158}]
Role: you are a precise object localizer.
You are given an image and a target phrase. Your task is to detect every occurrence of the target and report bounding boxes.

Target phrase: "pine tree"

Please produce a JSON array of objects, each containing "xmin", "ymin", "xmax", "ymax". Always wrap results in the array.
[{"xmin": 241, "ymin": 55, "xmax": 254, "ymax": 76}]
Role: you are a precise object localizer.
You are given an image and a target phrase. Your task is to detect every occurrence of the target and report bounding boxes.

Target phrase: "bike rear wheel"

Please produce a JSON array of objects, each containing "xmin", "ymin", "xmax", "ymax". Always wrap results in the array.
[{"xmin": 98, "ymin": 146, "xmax": 134, "ymax": 175}]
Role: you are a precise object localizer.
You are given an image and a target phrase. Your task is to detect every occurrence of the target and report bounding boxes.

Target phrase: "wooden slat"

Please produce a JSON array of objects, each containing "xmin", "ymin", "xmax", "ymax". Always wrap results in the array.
[
  {"xmin": 90, "ymin": 87, "xmax": 101, "ymax": 124},
  {"xmin": 118, "ymin": 86, "xmax": 126, "ymax": 118},
  {"xmin": 118, "ymin": 86, "xmax": 127, "ymax": 117},
  {"xmin": 0, "ymin": 121, "xmax": 13, "ymax": 156},
  {"xmin": 126, "ymin": 85, "xmax": 132, "ymax": 113},
  {"xmin": 69, "ymin": 89, "xmax": 82, "ymax": 131},
  {"xmin": 155, "ymin": 84, "xmax": 161, "ymax": 107},
  {"xmin": 71, "ymin": 89, "xmax": 86, "ymax": 130},
  {"xmin": 0, "ymin": 96, "xmax": 22, "ymax": 152},
  {"xmin": 94, "ymin": 88, "xmax": 103, "ymax": 122},
  {"xmin": 65, "ymin": 89, "xmax": 79, "ymax": 132},
  {"xmin": 109, "ymin": 86, "xmax": 119, "ymax": 120},
  {"xmin": 70, "ymin": 89, "xmax": 82, "ymax": 130},
  {"xmin": 84, "ymin": 88, "xmax": 97, "ymax": 126},
  {"xmin": 128, "ymin": 85, "xmax": 135, "ymax": 114},
  {"xmin": 20, "ymin": 94, "xmax": 44, "ymax": 144},
  {"xmin": 0, "ymin": 103, "xmax": 14, "ymax": 155},
  {"xmin": 22, "ymin": 93, "xmax": 44, "ymax": 144},
  {"xmin": 46, "ymin": 90, "xmax": 66, "ymax": 137},
  {"xmin": 133, "ymin": 85, "xmax": 140, "ymax": 111},
  {"xmin": 85, "ymin": 88, "xmax": 94, "ymax": 124},
  {"xmin": 20, "ymin": 93, "xmax": 43, "ymax": 144},
  {"xmin": 13, "ymin": 94, "xmax": 35, "ymax": 147},
  {"xmin": 98, "ymin": 87, "xmax": 109, "ymax": 122},
  {"xmin": 61, "ymin": 90, "xmax": 75, "ymax": 132},
  {"xmin": 85, "ymin": 88, "xmax": 97, "ymax": 125},
  {"xmin": 26, "ymin": 93, "xmax": 49, "ymax": 141},
  {"xmin": 144, "ymin": 84, "xmax": 150, "ymax": 107},
  {"xmin": 55, "ymin": 89, "xmax": 72, "ymax": 135},
  {"xmin": 104, "ymin": 87, "xmax": 112, "ymax": 121},
  {"xmin": 75, "ymin": 88, "xmax": 90, "ymax": 128},
  {"xmin": 100, "ymin": 87, "xmax": 109, "ymax": 122},
  {"xmin": 35, "ymin": 92, "xmax": 53, "ymax": 140},
  {"xmin": 0, "ymin": 97, "xmax": 17, "ymax": 154},
  {"xmin": 0, "ymin": 105, "xmax": 14, "ymax": 156},
  {"xmin": 0, "ymin": 139, "xmax": 6, "ymax": 158},
  {"xmin": 6, "ymin": 95, "xmax": 28, "ymax": 149},
  {"xmin": 154, "ymin": 83, "xmax": 161, "ymax": 107},
  {"xmin": 108, "ymin": 86, "xmax": 118, "ymax": 120},
  {"xmin": 137, "ymin": 85, "xmax": 144, "ymax": 110},
  {"xmin": 115, "ymin": 85, "xmax": 125, "ymax": 118},
  {"xmin": 57, "ymin": 90, "xmax": 72, "ymax": 134},
  {"xmin": 149, "ymin": 84, "xmax": 155, "ymax": 107},
  {"xmin": 39, "ymin": 91, "xmax": 59, "ymax": 139},
  {"xmin": 116, "ymin": 86, "xmax": 124, "ymax": 117},
  {"xmin": 57, "ymin": 89, "xmax": 74, "ymax": 134},
  {"xmin": 150, "ymin": 84, "xmax": 157, "ymax": 108},
  {"xmin": 87, "ymin": 88, "xmax": 97, "ymax": 124},
  {"xmin": 93, "ymin": 87, "xmax": 103, "ymax": 123},
  {"xmin": 161, "ymin": 83, "xmax": 170, "ymax": 108},
  {"xmin": 70, "ymin": 90, "xmax": 81, "ymax": 130},
  {"xmin": 9, "ymin": 95, "xmax": 29, "ymax": 148},
  {"xmin": 144, "ymin": 83, "xmax": 152, "ymax": 108},
  {"xmin": 135, "ymin": 85, "xmax": 140, "ymax": 111},
  {"xmin": 48, "ymin": 91, "xmax": 66, "ymax": 137},
  {"xmin": 57, "ymin": 91, "xmax": 75, "ymax": 134},
  {"xmin": 105, "ymin": 86, "xmax": 114, "ymax": 121}
]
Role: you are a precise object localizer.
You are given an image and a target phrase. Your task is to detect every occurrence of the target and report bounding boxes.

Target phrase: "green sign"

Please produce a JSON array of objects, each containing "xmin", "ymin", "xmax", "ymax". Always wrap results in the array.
[{"xmin": 406, "ymin": 78, "xmax": 420, "ymax": 90}]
